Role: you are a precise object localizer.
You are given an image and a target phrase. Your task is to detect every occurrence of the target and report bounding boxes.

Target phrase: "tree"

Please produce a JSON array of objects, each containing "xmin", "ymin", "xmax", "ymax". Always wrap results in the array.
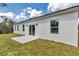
[
  {"xmin": 0, "ymin": 3, "xmax": 13, "ymax": 34},
  {"xmin": 0, "ymin": 16, "xmax": 14, "ymax": 34}
]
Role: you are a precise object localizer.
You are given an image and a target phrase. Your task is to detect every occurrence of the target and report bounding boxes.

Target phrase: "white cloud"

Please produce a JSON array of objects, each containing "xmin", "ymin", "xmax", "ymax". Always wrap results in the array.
[
  {"xmin": 15, "ymin": 14, "xmax": 27, "ymax": 19},
  {"xmin": 48, "ymin": 3, "xmax": 79, "ymax": 12},
  {"xmin": 15, "ymin": 13, "xmax": 27, "ymax": 19},
  {"xmin": 0, "ymin": 12, "xmax": 15, "ymax": 19},
  {"xmin": 15, "ymin": 7, "xmax": 43, "ymax": 22},
  {"xmin": 26, "ymin": 7, "xmax": 43, "ymax": 18},
  {"xmin": 14, "ymin": 10, "xmax": 28, "ymax": 22}
]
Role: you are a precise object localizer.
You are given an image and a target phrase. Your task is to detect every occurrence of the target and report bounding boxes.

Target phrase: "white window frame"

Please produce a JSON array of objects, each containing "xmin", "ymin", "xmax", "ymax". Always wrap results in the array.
[{"xmin": 50, "ymin": 20, "xmax": 59, "ymax": 34}]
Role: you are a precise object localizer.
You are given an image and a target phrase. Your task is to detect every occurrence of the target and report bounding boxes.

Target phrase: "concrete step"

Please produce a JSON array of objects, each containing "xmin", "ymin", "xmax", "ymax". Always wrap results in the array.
[{"xmin": 11, "ymin": 36, "xmax": 39, "ymax": 43}]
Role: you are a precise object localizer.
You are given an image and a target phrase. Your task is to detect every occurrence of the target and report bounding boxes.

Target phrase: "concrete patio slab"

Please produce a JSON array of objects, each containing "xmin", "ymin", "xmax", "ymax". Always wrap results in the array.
[{"xmin": 11, "ymin": 36, "xmax": 39, "ymax": 43}]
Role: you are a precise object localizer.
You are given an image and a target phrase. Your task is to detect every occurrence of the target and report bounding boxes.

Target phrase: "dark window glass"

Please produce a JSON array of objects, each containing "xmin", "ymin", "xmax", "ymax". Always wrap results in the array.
[
  {"xmin": 23, "ymin": 25, "xmax": 25, "ymax": 31},
  {"xmin": 51, "ymin": 20, "xmax": 59, "ymax": 34},
  {"xmin": 15, "ymin": 25, "xmax": 16, "ymax": 31},
  {"xmin": 17, "ymin": 25, "xmax": 19, "ymax": 31},
  {"xmin": 29, "ymin": 25, "xmax": 31, "ymax": 35},
  {"xmin": 29, "ymin": 25, "xmax": 35, "ymax": 35}
]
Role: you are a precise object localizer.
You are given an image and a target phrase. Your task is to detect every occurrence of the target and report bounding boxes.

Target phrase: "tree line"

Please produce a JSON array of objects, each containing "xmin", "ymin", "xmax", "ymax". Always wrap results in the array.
[
  {"xmin": 0, "ymin": 16, "xmax": 14, "ymax": 34},
  {"xmin": 0, "ymin": 3, "xmax": 14, "ymax": 34}
]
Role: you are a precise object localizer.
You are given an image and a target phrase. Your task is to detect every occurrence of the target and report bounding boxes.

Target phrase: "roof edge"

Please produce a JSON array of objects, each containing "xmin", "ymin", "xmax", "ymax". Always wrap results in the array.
[{"xmin": 15, "ymin": 5, "xmax": 79, "ymax": 24}]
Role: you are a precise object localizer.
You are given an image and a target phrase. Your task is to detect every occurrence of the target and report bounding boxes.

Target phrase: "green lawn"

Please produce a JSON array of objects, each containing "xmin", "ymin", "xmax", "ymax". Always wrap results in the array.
[{"xmin": 0, "ymin": 33, "xmax": 79, "ymax": 56}]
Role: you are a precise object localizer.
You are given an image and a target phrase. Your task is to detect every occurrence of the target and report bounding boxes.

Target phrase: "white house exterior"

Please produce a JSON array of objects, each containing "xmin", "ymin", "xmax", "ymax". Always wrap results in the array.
[{"xmin": 13, "ymin": 5, "xmax": 79, "ymax": 47}]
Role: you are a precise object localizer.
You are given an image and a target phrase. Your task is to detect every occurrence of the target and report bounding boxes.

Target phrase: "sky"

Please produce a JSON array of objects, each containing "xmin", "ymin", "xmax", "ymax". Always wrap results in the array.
[{"xmin": 0, "ymin": 3, "xmax": 79, "ymax": 22}]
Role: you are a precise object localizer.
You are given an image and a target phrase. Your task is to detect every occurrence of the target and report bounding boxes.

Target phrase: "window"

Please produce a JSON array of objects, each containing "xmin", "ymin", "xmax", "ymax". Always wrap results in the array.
[
  {"xmin": 17, "ymin": 25, "xmax": 19, "ymax": 31},
  {"xmin": 23, "ymin": 25, "xmax": 25, "ymax": 31},
  {"xmin": 50, "ymin": 20, "xmax": 59, "ymax": 34},
  {"xmin": 29, "ymin": 25, "xmax": 35, "ymax": 35},
  {"xmin": 36, "ymin": 23, "xmax": 38, "ymax": 26},
  {"xmin": 15, "ymin": 25, "xmax": 16, "ymax": 31},
  {"xmin": 78, "ymin": 12, "xmax": 79, "ymax": 18}
]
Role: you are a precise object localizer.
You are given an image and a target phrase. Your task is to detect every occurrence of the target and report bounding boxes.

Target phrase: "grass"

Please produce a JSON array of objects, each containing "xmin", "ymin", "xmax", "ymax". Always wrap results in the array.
[{"xmin": 0, "ymin": 33, "xmax": 79, "ymax": 56}]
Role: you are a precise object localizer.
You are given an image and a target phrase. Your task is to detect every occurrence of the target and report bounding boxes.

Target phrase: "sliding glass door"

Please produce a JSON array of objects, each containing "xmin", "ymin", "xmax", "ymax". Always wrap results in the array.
[{"xmin": 29, "ymin": 25, "xmax": 35, "ymax": 35}]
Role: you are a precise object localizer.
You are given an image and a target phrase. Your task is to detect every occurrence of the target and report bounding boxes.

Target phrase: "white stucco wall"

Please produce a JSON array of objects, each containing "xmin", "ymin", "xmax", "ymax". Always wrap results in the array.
[
  {"xmin": 38, "ymin": 11, "xmax": 78, "ymax": 47},
  {"xmin": 13, "ymin": 24, "xmax": 26, "ymax": 35},
  {"xmin": 13, "ymin": 11, "xmax": 78, "ymax": 47}
]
